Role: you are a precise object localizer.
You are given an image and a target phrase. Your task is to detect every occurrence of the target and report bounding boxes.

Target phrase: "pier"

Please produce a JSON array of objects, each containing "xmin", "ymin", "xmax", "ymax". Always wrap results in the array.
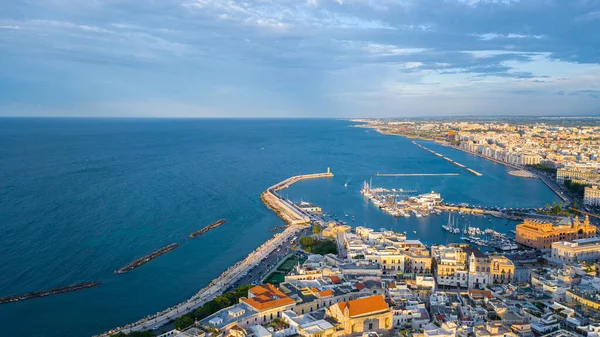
[
  {"xmin": 0, "ymin": 282, "xmax": 100, "ymax": 305},
  {"xmin": 188, "ymin": 219, "xmax": 226, "ymax": 238},
  {"xmin": 261, "ymin": 168, "xmax": 334, "ymax": 225},
  {"xmin": 115, "ymin": 243, "xmax": 180, "ymax": 274},
  {"xmin": 375, "ymin": 173, "xmax": 459, "ymax": 177},
  {"xmin": 412, "ymin": 141, "xmax": 483, "ymax": 176}
]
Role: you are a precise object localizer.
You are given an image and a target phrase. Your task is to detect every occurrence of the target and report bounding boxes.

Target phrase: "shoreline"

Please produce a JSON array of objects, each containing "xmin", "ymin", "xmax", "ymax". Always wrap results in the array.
[
  {"xmin": 360, "ymin": 124, "xmax": 570, "ymax": 203},
  {"xmin": 98, "ymin": 171, "xmax": 332, "ymax": 336}
]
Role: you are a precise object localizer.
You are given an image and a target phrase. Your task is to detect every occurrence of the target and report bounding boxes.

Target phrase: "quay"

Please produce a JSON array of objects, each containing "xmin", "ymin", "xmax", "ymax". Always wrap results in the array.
[
  {"xmin": 0, "ymin": 282, "xmax": 100, "ymax": 305},
  {"xmin": 374, "ymin": 173, "xmax": 459, "ymax": 177},
  {"xmin": 188, "ymin": 219, "xmax": 227, "ymax": 238},
  {"xmin": 261, "ymin": 168, "xmax": 334, "ymax": 225},
  {"xmin": 412, "ymin": 141, "xmax": 483, "ymax": 176},
  {"xmin": 98, "ymin": 170, "xmax": 332, "ymax": 336},
  {"xmin": 115, "ymin": 243, "xmax": 180, "ymax": 274}
]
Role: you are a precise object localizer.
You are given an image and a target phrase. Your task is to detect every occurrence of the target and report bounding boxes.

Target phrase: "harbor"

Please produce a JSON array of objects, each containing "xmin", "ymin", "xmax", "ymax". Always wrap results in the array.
[
  {"xmin": 188, "ymin": 219, "xmax": 227, "ymax": 238},
  {"xmin": 0, "ymin": 282, "xmax": 100, "ymax": 305},
  {"xmin": 114, "ymin": 243, "xmax": 181, "ymax": 274},
  {"xmin": 413, "ymin": 141, "xmax": 483, "ymax": 176},
  {"xmin": 441, "ymin": 213, "xmax": 520, "ymax": 251},
  {"xmin": 360, "ymin": 180, "xmax": 441, "ymax": 218},
  {"xmin": 261, "ymin": 168, "xmax": 334, "ymax": 225}
]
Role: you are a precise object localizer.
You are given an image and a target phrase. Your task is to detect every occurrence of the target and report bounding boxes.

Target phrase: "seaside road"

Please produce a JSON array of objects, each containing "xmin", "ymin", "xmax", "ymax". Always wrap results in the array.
[{"xmin": 110, "ymin": 225, "xmax": 310, "ymax": 335}]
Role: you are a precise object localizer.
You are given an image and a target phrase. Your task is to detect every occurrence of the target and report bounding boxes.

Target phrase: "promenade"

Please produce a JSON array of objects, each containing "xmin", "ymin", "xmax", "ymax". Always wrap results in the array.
[{"xmin": 100, "ymin": 170, "xmax": 332, "ymax": 336}]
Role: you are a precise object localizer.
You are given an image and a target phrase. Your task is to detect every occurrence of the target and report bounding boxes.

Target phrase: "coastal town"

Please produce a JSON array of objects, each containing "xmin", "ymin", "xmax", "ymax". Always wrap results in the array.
[
  {"xmin": 102, "ymin": 156, "xmax": 600, "ymax": 337},
  {"xmin": 355, "ymin": 119, "xmax": 600, "ymax": 208}
]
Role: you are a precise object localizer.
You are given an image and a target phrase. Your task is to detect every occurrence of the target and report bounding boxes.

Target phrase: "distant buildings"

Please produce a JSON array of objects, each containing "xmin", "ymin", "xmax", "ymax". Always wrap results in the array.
[{"xmin": 515, "ymin": 217, "xmax": 596, "ymax": 249}]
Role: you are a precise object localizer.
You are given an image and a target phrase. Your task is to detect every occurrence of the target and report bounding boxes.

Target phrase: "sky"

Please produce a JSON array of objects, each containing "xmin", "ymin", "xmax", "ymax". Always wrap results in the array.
[{"xmin": 0, "ymin": 0, "xmax": 599, "ymax": 117}]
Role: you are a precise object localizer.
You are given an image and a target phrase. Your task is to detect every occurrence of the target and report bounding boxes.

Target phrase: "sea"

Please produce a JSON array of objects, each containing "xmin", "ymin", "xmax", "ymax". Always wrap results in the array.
[{"xmin": 0, "ymin": 118, "xmax": 561, "ymax": 337}]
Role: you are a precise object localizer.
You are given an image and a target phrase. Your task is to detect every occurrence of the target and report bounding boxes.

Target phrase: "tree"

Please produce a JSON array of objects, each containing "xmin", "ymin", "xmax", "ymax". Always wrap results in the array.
[
  {"xmin": 175, "ymin": 315, "xmax": 194, "ymax": 330},
  {"xmin": 299, "ymin": 236, "xmax": 314, "ymax": 248},
  {"xmin": 312, "ymin": 225, "xmax": 322, "ymax": 239}
]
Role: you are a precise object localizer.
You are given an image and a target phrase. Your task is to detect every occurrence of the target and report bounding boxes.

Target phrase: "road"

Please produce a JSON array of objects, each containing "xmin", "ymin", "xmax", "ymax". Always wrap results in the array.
[{"xmin": 104, "ymin": 224, "xmax": 310, "ymax": 336}]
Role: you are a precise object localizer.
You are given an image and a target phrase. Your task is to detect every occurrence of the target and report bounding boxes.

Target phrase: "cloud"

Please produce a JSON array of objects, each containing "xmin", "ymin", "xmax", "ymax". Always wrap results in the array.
[
  {"xmin": 473, "ymin": 33, "xmax": 544, "ymax": 40},
  {"xmin": 0, "ymin": 0, "xmax": 599, "ymax": 117}
]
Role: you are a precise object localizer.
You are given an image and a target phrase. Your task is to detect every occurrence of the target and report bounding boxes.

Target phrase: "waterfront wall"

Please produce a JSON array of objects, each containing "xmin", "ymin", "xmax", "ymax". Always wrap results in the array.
[{"xmin": 261, "ymin": 170, "xmax": 334, "ymax": 225}]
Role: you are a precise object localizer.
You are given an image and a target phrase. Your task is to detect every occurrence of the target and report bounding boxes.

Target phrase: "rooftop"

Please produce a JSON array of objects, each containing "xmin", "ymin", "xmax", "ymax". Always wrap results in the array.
[{"xmin": 337, "ymin": 295, "xmax": 390, "ymax": 318}]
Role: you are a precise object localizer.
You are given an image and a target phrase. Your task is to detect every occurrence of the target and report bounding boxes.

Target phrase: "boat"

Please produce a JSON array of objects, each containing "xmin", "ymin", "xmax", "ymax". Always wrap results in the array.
[{"xmin": 413, "ymin": 231, "xmax": 417, "ymax": 234}]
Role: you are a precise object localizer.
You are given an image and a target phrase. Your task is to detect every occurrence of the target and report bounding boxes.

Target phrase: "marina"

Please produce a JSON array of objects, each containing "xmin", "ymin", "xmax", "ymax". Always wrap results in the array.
[
  {"xmin": 360, "ymin": 180, "xmax": 441, "ymax": 218},
  {"xmin": 188, "ymin": 219, "xmax": 227, "ymax": 238},
  {"xmin": 441, "ymin": 213, "xmax": 520, "ymax": 251},
  {"xmin": 412, "ymin": 141, "xmax": 483, "ymax": 176},
  {"xmin": 0, "ymin": 282, "xmax": 100, "ymax": 305},
  {"xmin": 114, "ymin": 243, "xmax": 181, "ymax": 274}
]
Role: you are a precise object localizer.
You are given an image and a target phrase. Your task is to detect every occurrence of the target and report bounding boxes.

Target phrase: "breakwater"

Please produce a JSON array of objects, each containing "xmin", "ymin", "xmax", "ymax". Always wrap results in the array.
[
  {"xmin": 115, "ymin": 243, "xmax": 180, "ymax": 274},
  {"xmin": 261, "ymin": 168, "xmax": 334, "ymax": 225},
  {"xmin": 0, "ymin": 282, "xmax": 100, "ymax": 305},
  {"xmin": 97, "ymin": 171, "xmax": 331, "ymax": 336},
  {"xmin": 412, "ymin": 141, "xmax": 483, "ymax": 176},
  {"xmin": 189, "ymin": 220, "xmax": 226, "ymax": 238}
]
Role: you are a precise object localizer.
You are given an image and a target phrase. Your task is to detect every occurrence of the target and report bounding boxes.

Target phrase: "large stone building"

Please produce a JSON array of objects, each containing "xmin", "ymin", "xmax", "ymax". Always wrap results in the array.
[
  {"xmin": 515, "ymin": 217, "xmax": 596, "ymax": 249},
  {"xmin": 432, "ymin": 244, "xmax": 514, "ymax": 289},
  {"xmin": 326, "ymin": 295, "xmax": 392, "ymax": 335},
  {"xmin": 551, "ymin": 237, "xmax": 600, "ymax": 263}
]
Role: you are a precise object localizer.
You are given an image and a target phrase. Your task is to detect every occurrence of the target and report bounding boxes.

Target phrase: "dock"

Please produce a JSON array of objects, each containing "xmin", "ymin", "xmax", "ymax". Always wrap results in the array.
[
  {"xmin": 261, "ymin": 168, "xmax": 334, "ymax": 225},
  {"xmin": 115, "ymin": 243, "xmax": 180, "ymax": 274},
  {"xmin": 412, "ymin": 141, "xmax": 483, "ymax": 176},
  {"xmin": 375, "ymin": 173, "xmax": 459, "ymax": 177},
  {"xmin": 0, "ymin": 282, "xmax": 100, "ymax": 305}
]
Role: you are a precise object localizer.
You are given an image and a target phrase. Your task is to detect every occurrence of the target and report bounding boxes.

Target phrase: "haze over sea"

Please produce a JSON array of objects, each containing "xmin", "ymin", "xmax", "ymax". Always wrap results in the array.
[{"xmin": 0, "ymin": 118, "xmax": 560, "ymax": 337}]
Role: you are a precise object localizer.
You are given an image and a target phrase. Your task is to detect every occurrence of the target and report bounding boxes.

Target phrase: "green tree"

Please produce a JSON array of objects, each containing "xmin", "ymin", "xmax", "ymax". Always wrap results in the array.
[
  {"xmin": 312, "ymin": 225, "xmax": 322, "ymax": 239},
  {"xmin": 299, "ymin": 236, "xmax": 314, "ymax": 248},
  {"xmin": 175, "ymin": 315, "xmax": 195, "ymax": 330}
]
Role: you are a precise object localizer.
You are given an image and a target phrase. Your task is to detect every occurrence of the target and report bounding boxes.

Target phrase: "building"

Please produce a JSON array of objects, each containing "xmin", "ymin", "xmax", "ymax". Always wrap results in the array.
[
  {"xmin": 557, "ymin": 168, "xmax": 600, "ymax": 184},
  {"xmin": 431, "ymin": 245, "xmax": 468, "ymax": 288},
  {"xmin": 515, "ymin": 217, "xmax": 596, "ymax": 249},
  {"xmin": 240, "ymin": 284, "xmax": 296, "ymax": 324},
  {"xmin": 404, "ymin": 247, "xmax": 432, "ymax": 275},
  {"xmin": 584, "ymin": 186, "xmax": 600, "ymax": 206},
  {"xmin": 551, "ymin": 237, "xmax": 600, "ymax": 263},
  {"xmin": 474, "ymin": 322, "xmax": 517, "ymax": 337},
  {"xmin": 283, "ymin": 310, "xmax": 336, "ymax": 337},
  {"xmin": 297, "ymin": 202, "xmax": 322, "ymax": 214},
  {"xmin": 326, "ymin": 295, "xmax": 393, "ymax": 334},
  {"xmin": 432, "ymin": 244, "xmax": 514, "ymax": 289}
]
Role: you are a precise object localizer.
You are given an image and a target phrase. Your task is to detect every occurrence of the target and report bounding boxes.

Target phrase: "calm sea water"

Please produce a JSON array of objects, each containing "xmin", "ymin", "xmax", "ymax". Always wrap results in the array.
[{"xmin": 0, "ymin": 119, "xmax": 560, "ymax": 337}]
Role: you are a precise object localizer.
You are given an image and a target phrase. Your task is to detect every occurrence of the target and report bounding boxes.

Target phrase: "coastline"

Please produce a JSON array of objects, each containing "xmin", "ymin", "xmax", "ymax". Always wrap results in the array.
[
  {"xmin": 360, "ymin": 124, "xmax": 570, "ymax": 203},
  {"xmin": 99, "ymin": 171, "xmax": 331, "ymax": 336}
]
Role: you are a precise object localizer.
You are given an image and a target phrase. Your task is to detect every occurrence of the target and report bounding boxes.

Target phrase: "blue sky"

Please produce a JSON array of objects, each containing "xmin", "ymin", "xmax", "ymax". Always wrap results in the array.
[{"xmin": 1, "ymin": 0, "xmax": 599, "ymax": 117}]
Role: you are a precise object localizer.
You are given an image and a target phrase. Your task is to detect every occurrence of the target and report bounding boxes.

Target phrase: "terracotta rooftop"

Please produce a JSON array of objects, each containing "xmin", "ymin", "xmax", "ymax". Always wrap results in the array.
[
  {"xmin": 354, "ymin": 282, "xmax": 366, "ymax": 291},
  {"xmin": 329, "ymin": 276, "xmax": 341, "ymax": 284},
  {"xmin": 468, "ymin": 289, "xmax": 494, "ymax": 299},
  {"xmin": 242, "ymin": 284, "xmax": 295, "ymax": 311},
  {"xmin": 338, "ymin": 295, "xmax": 389, "ymax": 317},
  {"xmin": 319, "ymin": 289, "xmax": 334, "ymax": 297}
]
